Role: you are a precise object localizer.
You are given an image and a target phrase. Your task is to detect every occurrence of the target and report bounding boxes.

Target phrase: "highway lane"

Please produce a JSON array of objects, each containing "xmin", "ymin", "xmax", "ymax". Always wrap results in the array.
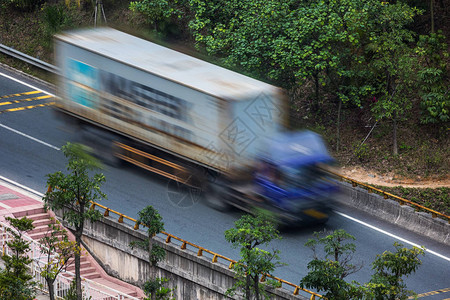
[{"xmin": 1, "ymin": 67, "xmax": 449, "ymax": 298}]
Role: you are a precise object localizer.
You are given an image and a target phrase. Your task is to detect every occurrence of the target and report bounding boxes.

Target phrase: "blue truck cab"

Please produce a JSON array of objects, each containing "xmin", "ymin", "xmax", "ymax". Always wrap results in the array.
[{"xmin": 220, "ymin": 130, "xmax": 339, "ymax": 226}]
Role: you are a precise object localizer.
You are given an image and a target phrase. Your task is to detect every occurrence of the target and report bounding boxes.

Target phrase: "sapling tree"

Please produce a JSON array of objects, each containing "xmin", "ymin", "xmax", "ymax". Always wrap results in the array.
[
  {"xmin": 225, "ymin": 212, "xmax": 284, "ymax": 300},
  {"xmin": 0, "ymin": 216, "xmax": 36, "ymax": 300},
  {"xmin": 301, "ymin": 229, "xmax": 365, "ymax": 299},
  {"xmin": 38, "ymin": 221, "xmax": 81, "ymax": 300},
  {"xmin": 43, "ymin": 142, "xmax": 106, "ymax": 300},
  {"xmin": 366, "ymin": 242, "xmax": 425, "ymax": 300},
  {"xmin": 130, "ymin": 205, "xmax": 166, "ymax": 266}
]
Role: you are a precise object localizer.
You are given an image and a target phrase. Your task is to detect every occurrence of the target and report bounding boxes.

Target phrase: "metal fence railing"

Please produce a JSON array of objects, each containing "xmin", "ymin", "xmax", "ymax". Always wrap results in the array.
[
  {"xmin": 0, "ymin": 43, "xmax": 59, "ymax": 74},
  {"xmin": 90, "ymin": 202, "xmax": 323, "ymax": 300}
]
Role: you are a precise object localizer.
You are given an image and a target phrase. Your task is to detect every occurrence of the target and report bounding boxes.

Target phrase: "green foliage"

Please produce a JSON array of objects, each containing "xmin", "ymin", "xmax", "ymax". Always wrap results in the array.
[
  {"xmin": 353, "ymin": 142, "xmax": 370, "ymax": 162},
  {"xmin": 43, "ymin": 142, "xmax": 105, "ymax": 237},
  {"xmin": 374, "ymin": 186, "xmax": 450, "ymax": 216},
  {"xmin": 416, "ymin": 31, "xmax": 449, "ymax": 125},
  {"xmin": 225, "ymin": 213, "xmax": 284, "ymax": 300},
  {"xmin": 39, "ymin": 221, "xmax": 81, "ymax": 300},
  {"xmin": 143, "ymin": 277, "xmax": 176, "ymax": 300},
  {"xmin": 3, "ymin": 0, "xmax": 42, "ymax": 11},
  {"xmin": 0, "ymin": 216, "xmax": 36, "ymax": 300},
  {"xmin": 130, "ymin": 205, "xmax": 166, "ymax": 266},
  {"xmin": 301, "ymin": 229, "xmax": 364, "ymax": 299},
  {"xmin": 365, "ymin": 2, "xmax": 421, "ymax": 155},
  {"xmin": 302, "ymin": 231, "xmax": 426, "ymax": 299},
  {"xmin": 39, "ymin": 3, "xmax": 75, "ymax": 50},
  {"xmin": 366, "ymin": 242, "xmax": 425, "ymax": 300},
  {"xmin": 137, "ymin": 205, "xmax": 165, "ymax": 236},
  {"xmin": 129, "ymin": 0, "xmax": 186, "ymax": 33},
  {"xmin": 43, "ymin": 142, "xmax": 106, "ymax": 300},
  {"xmin": 40, "ymin": 3, "xmax": 73, "ymax": 42}
]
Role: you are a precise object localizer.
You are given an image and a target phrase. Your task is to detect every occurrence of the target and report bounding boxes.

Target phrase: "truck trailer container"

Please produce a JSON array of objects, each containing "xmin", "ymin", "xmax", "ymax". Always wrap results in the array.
[{"xmin": 54, "ymin": 27, "xmax": 338, "ymax": 225}]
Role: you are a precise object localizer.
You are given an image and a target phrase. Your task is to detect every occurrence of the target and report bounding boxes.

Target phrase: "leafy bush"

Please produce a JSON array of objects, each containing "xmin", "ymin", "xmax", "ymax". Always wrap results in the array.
[
  {"xmin": 353, "ymin": 142, "xmax": 370, "ymax": 162},
  {"xmin": 3, "ymin": 0, "xmax": 42, "ymax": 11}
]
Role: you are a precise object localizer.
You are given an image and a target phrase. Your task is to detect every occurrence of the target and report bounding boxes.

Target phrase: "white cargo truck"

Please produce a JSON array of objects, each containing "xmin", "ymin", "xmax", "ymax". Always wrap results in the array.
[{"xmin": 55, "ymin": 27, "xmax": 338, "ymax": 225}]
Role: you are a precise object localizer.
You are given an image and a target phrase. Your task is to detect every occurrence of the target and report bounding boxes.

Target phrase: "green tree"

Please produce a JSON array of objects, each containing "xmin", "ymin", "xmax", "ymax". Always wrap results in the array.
[
  {"xmin": 366, "ymin": 242, "xmax": 425, "ymax": 300},
  {"xmin": 0, "ymin": 216, "xmax": 36, "ymax": 300},
  {"xmin": 130, "ymin": 205, "xmax": 166, "ymax": 267},
  {"xmin": 129, "ymin": 0, "xmax": 186, "ymax": 32},
  {"xmin": 416, "ymin": 31, "xmax": 449, "ymax": 127},
  {"xmin": 366, "ymin": 2, "xmax": 422, "ymax": 155},
  {"xmin": 224, "ymin": 212, "xmax": 284, "ymax": 300},
  {"xmin": 300, "ymin": 229, "xmax": 365, "ymax": 299},
  {"xmin": 43, "ymin": 142, "xmax": 106, "ymax": 300},
  {"xmin": 38, "ymin": 221, "xmax": 81, "ymax": 300}
]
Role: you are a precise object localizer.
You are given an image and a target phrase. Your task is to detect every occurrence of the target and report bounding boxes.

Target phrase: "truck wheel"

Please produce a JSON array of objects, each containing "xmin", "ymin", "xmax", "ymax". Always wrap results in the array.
[
  {"xmin": 205, "ymin": 183, "xmax": 230, "ymax": 212},
  {"xmin": 102, "ymin": 141, "xmax": 123, "ymax": 168}
]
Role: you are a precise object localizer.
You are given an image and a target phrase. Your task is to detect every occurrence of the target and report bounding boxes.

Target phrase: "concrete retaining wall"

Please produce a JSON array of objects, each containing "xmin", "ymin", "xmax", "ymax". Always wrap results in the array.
[
  {"xmin": 336, "ymin": 182, "xmax": 450, "ymax": 246},
  {"xmin": 55, "ymin": 211, "xmax": 308, "ymax": 300}
]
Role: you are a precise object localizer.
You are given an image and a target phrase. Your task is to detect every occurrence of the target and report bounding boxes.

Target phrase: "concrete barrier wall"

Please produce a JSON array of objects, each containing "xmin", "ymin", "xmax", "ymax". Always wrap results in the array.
[
  {"xmin": 56, "ymin": 210, "xmax": 308, "ymax": 300},
  {"xmin": 336, "ymin": 182, "xmax": 450, "ymax": 246}
]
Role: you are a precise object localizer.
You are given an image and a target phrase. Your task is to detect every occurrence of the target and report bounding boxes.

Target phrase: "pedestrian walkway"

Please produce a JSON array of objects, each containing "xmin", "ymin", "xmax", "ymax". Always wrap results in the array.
[{"xmin": 0, "ymin": 176, "xmax": 145, "ymax": 300}]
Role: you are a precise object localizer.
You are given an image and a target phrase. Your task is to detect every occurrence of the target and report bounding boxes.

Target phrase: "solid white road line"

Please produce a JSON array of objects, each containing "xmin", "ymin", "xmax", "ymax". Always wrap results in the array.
[
  {"xmin": 0, "ymin": 175, "xmax": 44, "ymax": 198},
  {"xmin": 0, "ymin": 71, "xmax": 60, "ymax": 150},
  {"xmin": 0, "ymin": 123, "xmax": 60, "ymax": 151},
  {"xmin": 0, "ymin": 71, "xmax": 55, "ymax": 97},
  {"xmin": 336, "ymin": 211, "xmax": 450, "ymax": 262}
]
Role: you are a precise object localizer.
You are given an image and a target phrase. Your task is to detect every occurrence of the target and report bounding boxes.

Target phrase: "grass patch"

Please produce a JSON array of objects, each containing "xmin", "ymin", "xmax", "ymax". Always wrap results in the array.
[{"xmin": 374, "ymin": 185, "xmax": 450, "ymax": 217}]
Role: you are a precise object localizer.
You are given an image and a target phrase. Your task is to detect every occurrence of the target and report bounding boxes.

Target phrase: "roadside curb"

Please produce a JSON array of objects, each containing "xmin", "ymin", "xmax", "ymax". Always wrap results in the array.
[{"xmin": 336, "ymin": 181, "xmax": 450, "ymax": 246}]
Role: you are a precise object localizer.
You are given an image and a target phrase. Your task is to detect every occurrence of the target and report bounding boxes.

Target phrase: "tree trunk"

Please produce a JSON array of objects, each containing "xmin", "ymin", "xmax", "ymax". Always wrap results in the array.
[
  {"xmin": 75, "ymin": 234, "xmax": 82, "ymax": 300},
  {"xmin": 48, "ymin": 278, "xmax": 55, "ymax": 300},
  {"xmin": 336, "ymin": 99, "xmax": 342, "ymax": 152},
  {"xmin": 148, "ymin": 238, "xmax": 153, "ymax": 265},
  {"xmin": 430, "ymin": 0, "xmax": 434, "ymax": 33},
  {"xmin": 314, "ymin": 73, "xmax": 320, "ymax": 112},
  {"xmin": 245, "ymin": 274, "xmax": 251, "ymax": 300},
  {"xmin": 392, "ymin": 118, "xmax": 398, "ymax": 156},
  {"xmin": 254, "ymin": 276, "xmax": 260, "ymax": 300}
]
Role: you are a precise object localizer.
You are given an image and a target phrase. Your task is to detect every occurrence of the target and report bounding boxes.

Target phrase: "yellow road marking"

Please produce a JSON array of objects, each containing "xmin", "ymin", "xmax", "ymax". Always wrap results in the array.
[
  {"xmin": 410, "ymin": 287, "xmax": 450, "ymax": 298},
  {"xmin": 0, "ymin": 95, "xmax": 53, "ymax": 106},
  {"xmin": 0, "ymin": 102, "xmax": 55, "ymax": 114},
  {"xmin": 0, "ymin": 90, "xmax": 42, "ymax": 99}
]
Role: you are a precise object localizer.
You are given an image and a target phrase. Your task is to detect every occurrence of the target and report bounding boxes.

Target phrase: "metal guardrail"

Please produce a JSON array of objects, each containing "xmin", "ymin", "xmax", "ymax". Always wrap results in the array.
[
  {"xmin": 329, "ymin": 171, "xmax": 450, "ymax": 223},
  {"xmin": 89, "ymin": 201, "xmax": 323, "ymax": 299},
  {"xmin": 0, "ymin": 43, "xmax": 59, "ymax": 74}
]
